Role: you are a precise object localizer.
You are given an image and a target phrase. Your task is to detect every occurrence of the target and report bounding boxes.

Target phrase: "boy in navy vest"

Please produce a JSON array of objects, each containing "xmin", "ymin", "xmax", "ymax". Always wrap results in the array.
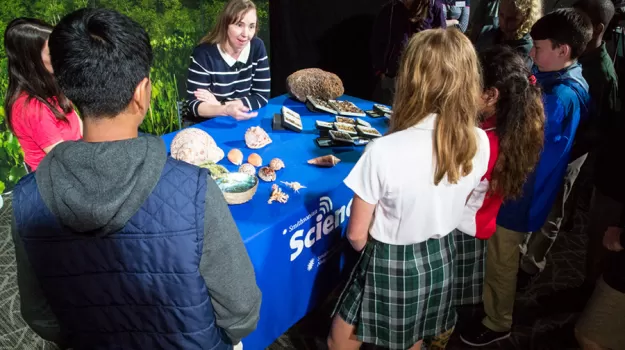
[{"xmin": 11, "ymin": 8, "xmax": 260, "ymax": 349}]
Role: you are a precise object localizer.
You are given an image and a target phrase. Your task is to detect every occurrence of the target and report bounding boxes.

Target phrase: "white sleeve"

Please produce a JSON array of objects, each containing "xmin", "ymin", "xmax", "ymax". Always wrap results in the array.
[
  {"xmin": 475, "ymin": 128, "xmax": 490, "ymax": 184},
  {"xmin": 344, "ymin": 144, "xmax": 384, "ymax": 205}
]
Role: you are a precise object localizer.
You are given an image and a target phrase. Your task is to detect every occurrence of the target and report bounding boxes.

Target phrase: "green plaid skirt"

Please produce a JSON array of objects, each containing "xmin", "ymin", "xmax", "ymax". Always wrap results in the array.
[
  {"xmin": 333, "ymin": 234, "xmax": 457, "ymax": 349},
  {"xmin": 452, "ymin": 229, "xmax": 487, "ymax": 306}
]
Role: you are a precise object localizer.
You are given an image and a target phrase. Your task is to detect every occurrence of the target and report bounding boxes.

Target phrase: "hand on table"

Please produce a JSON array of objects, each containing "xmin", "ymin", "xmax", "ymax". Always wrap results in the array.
[
  {"xmin": 194, "ymin": 89, "xmax": 220, "ymax": 105},
  {"xmin": 603, "ymin": 226, "xmax": 624, "ymax": 252},
  {"xmin": 225, "ymin": 102, "xmax": 258, "ymax": 121}
]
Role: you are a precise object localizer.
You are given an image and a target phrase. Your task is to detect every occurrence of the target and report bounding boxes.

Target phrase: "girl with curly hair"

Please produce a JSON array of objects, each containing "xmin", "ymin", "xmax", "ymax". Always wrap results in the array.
[
  {"xmin": 474, "ymin": 0, "xmax": 542, "ymax": 66},
  {"xmin": 428, "ymin": 46, "xmax": 545, "ymax": 349}
]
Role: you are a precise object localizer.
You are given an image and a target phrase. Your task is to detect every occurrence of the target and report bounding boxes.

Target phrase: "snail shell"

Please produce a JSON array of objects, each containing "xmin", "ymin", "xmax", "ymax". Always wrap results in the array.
[
  {"xmin": 258, "ymin": 166, "xmax": 277, "ymax": 182},
  {"xmin": 239, "ymin": 163, "xmax": 256, "ymax": 176},
  {"xmin": 269, "ymin": 158, "xmax": 285, "ymax": 171}
]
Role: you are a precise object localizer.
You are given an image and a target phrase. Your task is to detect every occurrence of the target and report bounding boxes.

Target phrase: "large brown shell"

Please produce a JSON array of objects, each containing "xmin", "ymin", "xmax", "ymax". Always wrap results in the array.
[
  {"xmin": 258, "ymin": 166, "xmax": 277, "ymax": 182},
  {"xmin": 248, "ymin": 153, "xmax": 262, "ymax": 167},
  {"xmin": 170, "ymin": 128, "xmax": 224, "ymax": 165},
  {"xmin": 227, "ymin": 149, "xmax": 244, "ymax": 165},
  {"xmin": 307, "ymin": 155, "xmax": 341, "ymax": 167},
  {"xmin": 269, "ymin": 158, "xmax": 285, "ymax": 171},
  {"xmin": 245, "ymin": 126, "xmax": 272, "ymax": 149}
]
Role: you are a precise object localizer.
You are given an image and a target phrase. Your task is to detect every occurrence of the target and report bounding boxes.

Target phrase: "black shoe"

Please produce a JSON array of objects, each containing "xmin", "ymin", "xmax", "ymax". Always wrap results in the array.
[
  {"xmin": 516, "ymin": 268, "xmax": 539, "ymax": 292},
  {"xmin": 460, "ymin": 321, "xmax": 511, "ymax": 347}
]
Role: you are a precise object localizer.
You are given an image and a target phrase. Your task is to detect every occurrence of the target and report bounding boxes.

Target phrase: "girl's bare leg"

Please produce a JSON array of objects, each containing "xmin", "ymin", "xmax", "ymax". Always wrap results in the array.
[
  {"xmin": 327, "ymin": 315, "xmax": 363, "ymax": 350},
  {"xmin": 408, "ymin": 339, "xmax": 424, "ymax": 350}
]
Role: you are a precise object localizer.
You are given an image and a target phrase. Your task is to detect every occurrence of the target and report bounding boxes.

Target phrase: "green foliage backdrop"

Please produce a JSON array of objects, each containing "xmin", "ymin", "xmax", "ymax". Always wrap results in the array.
[{"xmin": 0, "ymin": 0, "xmax": 269, "ymax": 192}]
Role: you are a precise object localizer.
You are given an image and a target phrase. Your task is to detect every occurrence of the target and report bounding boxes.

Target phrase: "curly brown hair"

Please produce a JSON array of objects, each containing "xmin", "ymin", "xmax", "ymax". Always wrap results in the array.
[{"xmin": 479, "ymin": 46, "xmax": 545, "ymax": 199}]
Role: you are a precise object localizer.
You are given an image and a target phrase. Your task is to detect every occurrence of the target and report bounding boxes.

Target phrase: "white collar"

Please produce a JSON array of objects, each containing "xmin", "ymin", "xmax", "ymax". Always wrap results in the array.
[
  {"xmin": 412, "ymin": 113, "xmax": 438, "ymax": 130},
  {"xmin": 217, "ymin": 42, "xmax": 251, "ymax": 67}
]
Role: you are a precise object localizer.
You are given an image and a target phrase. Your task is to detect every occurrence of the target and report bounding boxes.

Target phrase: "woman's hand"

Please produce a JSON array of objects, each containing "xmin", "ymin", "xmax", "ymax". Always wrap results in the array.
[
  {"xmin": 194, "ymin": 89, "xmax": 220, "ymax": 105},
  {"xmin": 446, "ymin": 19, "xmax": 460, "ymax": 27},
  {"xmin": 225, "ymin": 102, "xmax": 258, "ymax": 121},
  {"xmin": 603, "ymin": 226, "xmax": 624, "ymax": 252}
]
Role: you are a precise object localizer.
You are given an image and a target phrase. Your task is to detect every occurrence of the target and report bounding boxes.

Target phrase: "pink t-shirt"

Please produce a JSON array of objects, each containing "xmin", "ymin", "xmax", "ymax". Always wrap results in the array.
[{"xmin": 11, "ymin": 94, "xmax": 82, "ymax": 171}]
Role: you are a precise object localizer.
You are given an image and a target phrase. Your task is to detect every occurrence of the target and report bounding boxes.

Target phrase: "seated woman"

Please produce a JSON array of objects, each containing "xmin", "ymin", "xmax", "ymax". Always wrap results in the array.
[
  {"xmin": 186, "ymin": 0, "xmax": 270, "ymax": 123},
  {"xmin": 4, "ymin": 18, "xmax": 82, "ymax": 171},
  {"xmin": 445, "ymin": 0, "xmax": 470, "ymax": 32}
]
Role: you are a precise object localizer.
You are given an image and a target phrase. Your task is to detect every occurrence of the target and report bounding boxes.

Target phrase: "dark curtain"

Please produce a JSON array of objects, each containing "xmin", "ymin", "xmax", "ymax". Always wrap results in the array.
[{"xmin": 269, "ymin": 0, "xmax": 388, "ymax": 100}]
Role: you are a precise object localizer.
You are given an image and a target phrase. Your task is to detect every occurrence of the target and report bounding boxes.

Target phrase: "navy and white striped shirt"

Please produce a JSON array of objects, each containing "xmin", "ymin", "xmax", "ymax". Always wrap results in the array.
[{"xmin": 186, "ymin": 37, "xmax": 270, "ymax": 116}]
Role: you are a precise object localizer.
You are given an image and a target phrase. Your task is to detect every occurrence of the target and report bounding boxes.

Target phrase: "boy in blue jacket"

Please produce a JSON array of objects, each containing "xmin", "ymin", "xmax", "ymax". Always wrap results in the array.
[{"xmin": 461, "ymin": 8, "xmax": 592, "ymax": 346}]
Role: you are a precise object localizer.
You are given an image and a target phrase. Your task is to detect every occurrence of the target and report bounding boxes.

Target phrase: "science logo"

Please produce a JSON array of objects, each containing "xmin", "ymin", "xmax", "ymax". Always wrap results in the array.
[{"xmin": 286, "ymin": 196, "xmax": 352, "ymax": 262}]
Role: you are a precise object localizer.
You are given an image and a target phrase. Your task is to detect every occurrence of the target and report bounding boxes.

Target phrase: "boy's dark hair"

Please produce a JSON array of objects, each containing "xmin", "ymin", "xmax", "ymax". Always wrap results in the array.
[
  {"xmin": 479, "ymin": 46, "xmax": 545, "ymax": 199},
  {"xmin": 574, "ymin": 0, "xmax": 615, "ymax": 29},
  {"xmin": 48, "ymin": 8, "xmax": 153, "ymax": 118},
  {"xmin": 530, "ymin": 8, "xmax": 593, "ymax": 59}
]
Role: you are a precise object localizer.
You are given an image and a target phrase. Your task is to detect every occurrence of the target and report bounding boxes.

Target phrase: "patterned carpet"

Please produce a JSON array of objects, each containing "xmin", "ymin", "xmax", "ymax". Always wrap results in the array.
[{"xmin": 0, "ymin": 191, "xmax": 590, "ymax": 350}]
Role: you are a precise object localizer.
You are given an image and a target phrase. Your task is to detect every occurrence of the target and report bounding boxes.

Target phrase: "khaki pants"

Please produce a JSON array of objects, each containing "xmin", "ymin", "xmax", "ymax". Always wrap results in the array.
[
  {"xmin": 520, "ymin": 153, "xmax": 587, "ymax": 274},
  {"xmin": 482, "ymin": 225, "xmax": 526, "ymax": 332}
]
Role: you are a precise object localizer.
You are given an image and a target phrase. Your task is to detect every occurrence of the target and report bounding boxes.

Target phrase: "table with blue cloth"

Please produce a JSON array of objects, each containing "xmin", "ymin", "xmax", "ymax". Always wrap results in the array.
[{"xmin": 161, "ymin": 94, "xmax": 389, "ymax": 350}]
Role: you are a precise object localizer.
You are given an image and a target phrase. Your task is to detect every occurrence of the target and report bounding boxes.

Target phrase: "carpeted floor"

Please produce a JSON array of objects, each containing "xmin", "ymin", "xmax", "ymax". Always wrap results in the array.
[{"xmin": 0, "ymin": 191, "xmax": 591, "ymax": 350}]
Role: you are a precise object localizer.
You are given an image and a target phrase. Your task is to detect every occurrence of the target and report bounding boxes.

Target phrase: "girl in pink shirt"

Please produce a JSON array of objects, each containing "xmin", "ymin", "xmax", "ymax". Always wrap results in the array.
[{"xmin": 4, "ymin": 18, "xmax": 82, "ymax": 171}]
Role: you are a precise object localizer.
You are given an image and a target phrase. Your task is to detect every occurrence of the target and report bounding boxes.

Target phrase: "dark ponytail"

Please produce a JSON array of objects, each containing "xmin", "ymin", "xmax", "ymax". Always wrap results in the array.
[
  {"xmin": 4, "ymin": 18, "xmax": 72, "ymax": 132},
  {"xmin": 479, "ymin": 46, "xmax": 545, "ymax": 199}
]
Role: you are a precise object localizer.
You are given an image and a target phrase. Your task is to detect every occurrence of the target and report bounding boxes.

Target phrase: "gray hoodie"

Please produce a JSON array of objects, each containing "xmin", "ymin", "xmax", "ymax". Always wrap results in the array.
[{"xmin": 12, "ymin": 135, "xmax": 261, "ymax": 345}]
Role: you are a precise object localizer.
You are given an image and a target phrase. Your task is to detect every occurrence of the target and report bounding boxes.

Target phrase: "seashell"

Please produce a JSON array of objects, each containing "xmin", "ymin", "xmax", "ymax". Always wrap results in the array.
[
  {"xmin": 170, "ymin": 128, "xmax": 224, "ymax": 165},
  {"xmin": 258, "ymin": 166, "xmax": 277, "ymax": 182},
  {"xmin": 268, "ymin": 184, "xmax": 289, "ymax": 204},
  {"xmin": 307, "ymin": 155, "xmax": 341, "ymax": 167},
  {"xmin": 248, "ymin": 153, "xmax": 262, "ymax": 167},
  {"xmin": 281, "ymin": 181, "xmax": 306, "ymax": 193},
  {"xmin": 216, "ymin": 172, "xmax": 258, "ymax": 205},
  {"xmin": 199, "ymin": 162, "xmax": 229, "ymax": 180},
  {"xmin": 239, "ymin": 163, "xmax": 257, "ymax": 176},
  {"xmin": 245, "ymin": 126, "xmax": 272, "ymax": 149},
  {"xmin": 269, "ymin": 158, "xmax": 285, "ymax": 171},
  {"xmin": 227, "ymin": 149, "xmax": 244, "ymax": 165}
]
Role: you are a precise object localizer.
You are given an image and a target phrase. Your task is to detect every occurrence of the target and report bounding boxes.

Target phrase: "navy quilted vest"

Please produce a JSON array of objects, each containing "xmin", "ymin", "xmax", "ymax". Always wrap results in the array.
[{"xmin": 13, "ymin": 158, "xmax": 231, "ymax": 350}]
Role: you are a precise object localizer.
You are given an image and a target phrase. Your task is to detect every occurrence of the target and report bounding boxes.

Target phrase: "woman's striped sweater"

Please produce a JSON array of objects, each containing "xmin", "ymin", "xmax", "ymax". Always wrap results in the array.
[{"xmin": 186, "ymin": 37, "xmax": 270, "ymax": 116}]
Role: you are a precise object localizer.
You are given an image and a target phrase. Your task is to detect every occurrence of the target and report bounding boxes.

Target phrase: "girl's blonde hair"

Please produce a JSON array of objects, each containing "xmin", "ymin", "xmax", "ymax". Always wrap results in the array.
[
  {"xmin": 507, "ymin": 0, "xmax": 543, "ymax": 40},
  {"xmin": 390, "ymin": 29, "xmax": 482, "ymax": 186},
  {"xmin": 200, "ymin": 0, "xmax": 257, "ymax": 45}
]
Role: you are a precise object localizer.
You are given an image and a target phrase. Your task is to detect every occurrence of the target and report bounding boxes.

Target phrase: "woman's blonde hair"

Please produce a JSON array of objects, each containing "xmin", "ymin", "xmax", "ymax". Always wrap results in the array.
[
  {"xmin": 390, "ymin": 29, "xmax": 482, "ymax": 186},
  {"xmin": 507, "ymin": 0, "xmax": 543, "ymax": 40},
  {"xmin": 200, "ymin": 0, "xmax": 257, "ymax": 45}
]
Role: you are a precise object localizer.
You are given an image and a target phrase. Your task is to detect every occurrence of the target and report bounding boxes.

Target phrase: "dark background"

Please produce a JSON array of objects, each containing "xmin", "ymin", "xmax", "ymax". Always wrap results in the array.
[{"xmin": 269, "ymin": 0, "xmax": 388, "ymax": 100}]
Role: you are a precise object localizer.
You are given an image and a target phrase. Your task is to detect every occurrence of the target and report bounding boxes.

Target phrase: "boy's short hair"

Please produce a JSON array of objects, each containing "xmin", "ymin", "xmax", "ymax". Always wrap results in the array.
[
  {"xmin": 48, "ymin": 8, "xmax": 153, "ymax": 119},
  {"xmin": 574, "ymin": 0, "xmax": 615, "ymax": 29},
  {"xmin": 530, "ymin": 8, "xmax": 593, "ymax": 60}
]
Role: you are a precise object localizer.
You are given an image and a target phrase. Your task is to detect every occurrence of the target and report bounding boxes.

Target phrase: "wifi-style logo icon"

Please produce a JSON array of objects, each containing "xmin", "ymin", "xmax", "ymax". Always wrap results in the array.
[{"xmin": 319, "ymin": 196, "xmax": 333, "ymax": 215}]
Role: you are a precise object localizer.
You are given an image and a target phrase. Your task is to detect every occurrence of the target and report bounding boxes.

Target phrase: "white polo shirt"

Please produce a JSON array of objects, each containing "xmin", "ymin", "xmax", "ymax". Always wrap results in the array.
[{"xmin": 344, "ymin": 113, "xmax": 490, "ymax": 245}]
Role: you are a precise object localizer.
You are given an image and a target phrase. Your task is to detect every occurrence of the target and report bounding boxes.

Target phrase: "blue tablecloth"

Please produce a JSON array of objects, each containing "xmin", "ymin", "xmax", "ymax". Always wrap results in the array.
[{"xmin": 161, "ymin": 94, "xmax": 389, "ymax": 350}]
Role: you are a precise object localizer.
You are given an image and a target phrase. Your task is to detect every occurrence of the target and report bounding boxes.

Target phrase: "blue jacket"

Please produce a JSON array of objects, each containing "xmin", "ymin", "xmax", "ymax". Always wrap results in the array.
[
  {"xmin": 497, "ymin": 63, "xmax": 590, "ymax": 232},
  {"xmin": 11, "ymin": 137, "xmax": 260, "ymax": 349}
]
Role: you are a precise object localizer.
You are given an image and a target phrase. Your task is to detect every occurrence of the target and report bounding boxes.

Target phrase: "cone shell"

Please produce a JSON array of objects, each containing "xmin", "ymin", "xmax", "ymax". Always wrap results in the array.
[
  {"xmin": 258, "ymin": 166, "xmax": 277, "ymax": 182},
  {"xmin": 307, "ymin": 155, "xmax": 341, "ymax": 167},
  {"xmin": 245, "ymin": 126, "xmax": 272, "ymax": 149},
  {"xmin": 239, "ymin": 163, "xmax": 256, "ymax": 176},
  {"xmin": 269, "ymin": 158, "xmax": 285, "ymax": 171},
  {"xmin": 248, "ymin": 153, "xmax": 263, "ymax": 167},
  {"xmin": 227, "ymin": 149, "xmax": 244, "ymax": 165}
]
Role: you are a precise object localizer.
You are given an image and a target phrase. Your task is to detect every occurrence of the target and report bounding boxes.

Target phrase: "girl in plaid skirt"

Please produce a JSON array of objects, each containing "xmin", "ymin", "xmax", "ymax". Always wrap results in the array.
[
  {"xmin": 451, "ymin": 46, "xmax": 545, "ymax": 311},
  {"xmin": 327, "ymin": 29, "xmax": 491, "ymax": 350}
]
